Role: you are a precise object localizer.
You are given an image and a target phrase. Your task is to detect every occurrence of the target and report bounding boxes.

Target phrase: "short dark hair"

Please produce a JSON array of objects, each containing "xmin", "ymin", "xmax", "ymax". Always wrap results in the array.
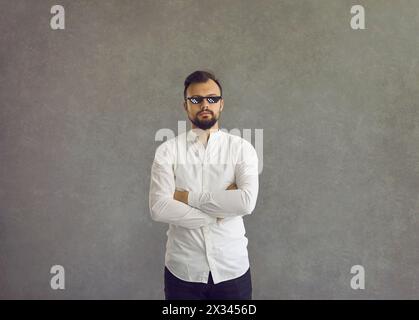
[{"xmin": 183, "ymin": 70, "xmax": 223, "ymax": 100}]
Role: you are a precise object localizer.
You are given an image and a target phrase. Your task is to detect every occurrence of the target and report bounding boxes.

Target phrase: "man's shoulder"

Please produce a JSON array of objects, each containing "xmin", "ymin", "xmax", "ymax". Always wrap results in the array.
[
  {"xmin": 220, "ymin": 130, "xmax": 255, "ymax": 151},
  {"xmin": 155, "ymin": 131, "xmax": 187, "ymax": 149}
]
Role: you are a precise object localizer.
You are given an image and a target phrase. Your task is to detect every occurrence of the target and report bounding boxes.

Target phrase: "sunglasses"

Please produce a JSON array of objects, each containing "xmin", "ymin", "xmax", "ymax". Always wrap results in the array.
[{"xmin": 186, "ymin": 96, "xmax": 222, "ymax": 104}]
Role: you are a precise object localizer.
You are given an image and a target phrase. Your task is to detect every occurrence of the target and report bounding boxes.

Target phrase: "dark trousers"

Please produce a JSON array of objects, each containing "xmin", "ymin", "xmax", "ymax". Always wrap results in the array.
[{"xmin": 164, "ymin": 266, "xmax": 252, "ymax": 300}]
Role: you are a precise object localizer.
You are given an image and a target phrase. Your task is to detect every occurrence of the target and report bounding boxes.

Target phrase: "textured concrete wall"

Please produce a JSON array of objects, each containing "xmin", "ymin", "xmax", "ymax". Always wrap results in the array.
[{"xmin": 0, "ymin": 0, "xmax": 418, "ymax": 299}]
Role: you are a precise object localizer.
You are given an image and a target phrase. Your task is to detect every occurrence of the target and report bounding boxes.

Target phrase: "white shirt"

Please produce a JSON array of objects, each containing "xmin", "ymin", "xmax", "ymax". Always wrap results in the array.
[{"xmin": 149, "ymin": 128, "xmax": 259, "ymax": 284}]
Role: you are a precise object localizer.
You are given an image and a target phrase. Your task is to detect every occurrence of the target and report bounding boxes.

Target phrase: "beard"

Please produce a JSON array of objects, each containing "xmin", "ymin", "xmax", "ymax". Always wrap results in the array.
[{"xmin": 189, "ymin": 111, "xmax": 219, "ymax": 130}]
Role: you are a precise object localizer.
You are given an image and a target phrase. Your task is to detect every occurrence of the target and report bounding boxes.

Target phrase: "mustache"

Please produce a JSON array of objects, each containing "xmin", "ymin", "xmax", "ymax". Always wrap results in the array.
[{"xmin": 198, "ymin": 111, "xmax": 213, "ymax": 115}]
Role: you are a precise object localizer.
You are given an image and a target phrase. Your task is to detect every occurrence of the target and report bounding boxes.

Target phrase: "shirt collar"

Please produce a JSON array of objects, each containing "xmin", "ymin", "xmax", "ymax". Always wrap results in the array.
[{"xmin": 187, "ymin": 128, "xmax": 222, "ymax": 142}]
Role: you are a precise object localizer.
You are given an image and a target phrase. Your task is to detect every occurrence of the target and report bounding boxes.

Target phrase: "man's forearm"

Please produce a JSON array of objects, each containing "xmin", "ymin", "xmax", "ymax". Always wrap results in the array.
[
  {"xmin": 172, "ymin": 178, "xmax": 256, "ymax": 220},
  {"xmin": 174, "ymin": 183, "xmax": 237, "ymax": 204},
  {"xmin": 188, "ymin": 190, "xmax": 255, "ymax": 218},
  {"xmin": 149, "ymin": 160, "xmax": 217, "ymax": 229},
  {"xmin": 150, "ymin": 197, "xmax": 217, "ymax": 229},
  {"xmin": 187, "ymin": 175, "xmax": 258, "ymax": 218},
  {"xmin": 173, "ymin": 183, "xmax": 238, "ymax": 221}
]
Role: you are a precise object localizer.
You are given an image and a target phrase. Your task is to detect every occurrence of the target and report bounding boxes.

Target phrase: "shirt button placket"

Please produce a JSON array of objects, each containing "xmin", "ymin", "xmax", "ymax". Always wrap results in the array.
[
  {"xmin": 201, "ymin": 141, "xmax": 215, "ymax": 276},
  {"xmin": 203, "ymin": 227, "xmax": 215, "ymax": 274}
]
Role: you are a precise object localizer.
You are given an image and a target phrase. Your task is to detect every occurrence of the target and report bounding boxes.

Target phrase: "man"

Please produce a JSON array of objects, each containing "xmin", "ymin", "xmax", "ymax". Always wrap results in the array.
[{"xmin": 149, "ymin": 70, "xmax": 259, "ymax": 300}]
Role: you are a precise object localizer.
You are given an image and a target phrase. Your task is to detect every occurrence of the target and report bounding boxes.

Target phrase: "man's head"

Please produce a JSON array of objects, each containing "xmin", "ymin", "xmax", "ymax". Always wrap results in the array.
[{"xmin": 183, "ymin": 70, "xmax": 224, "ymax": 131}]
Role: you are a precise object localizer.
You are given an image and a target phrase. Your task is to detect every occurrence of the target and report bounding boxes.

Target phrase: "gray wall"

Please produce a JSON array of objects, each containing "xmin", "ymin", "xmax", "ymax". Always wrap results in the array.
[{"xmin": 1, "ymin": 0, "xmax": 418, "ymax": 299}]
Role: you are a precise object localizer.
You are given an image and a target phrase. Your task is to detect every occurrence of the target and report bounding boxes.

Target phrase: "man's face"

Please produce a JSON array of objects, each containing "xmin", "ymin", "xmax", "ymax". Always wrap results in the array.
[{"xmin": 184, "ymin": 79, "xmax": 224, "ymax": 130}]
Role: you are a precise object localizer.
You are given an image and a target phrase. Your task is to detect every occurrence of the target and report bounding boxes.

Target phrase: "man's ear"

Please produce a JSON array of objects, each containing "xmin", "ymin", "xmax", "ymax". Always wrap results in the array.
[
  {"xmin": 220, "ymin": 98, "xmax": 224, "ymax": 112},
  {"xmin": 183, "ymin": 101, "xmax": 187, "ymax": 111}
]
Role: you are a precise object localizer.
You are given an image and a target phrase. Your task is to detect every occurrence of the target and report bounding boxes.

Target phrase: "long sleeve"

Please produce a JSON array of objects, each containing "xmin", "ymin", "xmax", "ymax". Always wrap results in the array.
[
  {"xmin": 149, "ymin": 143, "xmax": 217, "ymax": 229},
  {"xmin": 188, "ymin": 139, "xmax": 259, "ymax": 218}
]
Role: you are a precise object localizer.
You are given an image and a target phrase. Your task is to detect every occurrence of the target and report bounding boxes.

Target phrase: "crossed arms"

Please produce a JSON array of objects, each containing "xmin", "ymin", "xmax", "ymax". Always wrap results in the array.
[
  {"xmin": 149, "ymin": 142, "xmax": 259, "ymax": 230},
  {"xmin": 173, "ymin": 183, "xmax": 238, "ymax": 225}
]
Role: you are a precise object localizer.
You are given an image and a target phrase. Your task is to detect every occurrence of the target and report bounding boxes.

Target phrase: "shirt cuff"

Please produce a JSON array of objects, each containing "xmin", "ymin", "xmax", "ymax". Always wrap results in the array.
[
  {"xmin": 205, "ymin": 214, "xmax": 217, "ymax": 226},
  {"xmin": 188, "ymin": 191, "xmax": 200, "ymax": 209}
]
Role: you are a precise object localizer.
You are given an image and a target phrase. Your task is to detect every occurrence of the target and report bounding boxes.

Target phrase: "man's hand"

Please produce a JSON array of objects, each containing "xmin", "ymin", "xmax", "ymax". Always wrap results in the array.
[
  {"xmin": 173, "ymin": 189, "xmax": 189, "ymax": 204},
  {"xmin": 226, "ymin": 183, "xmax": 238, "ymax": 190}
]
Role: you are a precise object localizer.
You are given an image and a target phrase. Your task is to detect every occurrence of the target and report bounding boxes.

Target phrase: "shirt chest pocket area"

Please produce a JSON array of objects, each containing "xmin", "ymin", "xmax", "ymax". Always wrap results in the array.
[{"xmin": 173, "ymin": 164, "xmax": 199, "ymax": 191}]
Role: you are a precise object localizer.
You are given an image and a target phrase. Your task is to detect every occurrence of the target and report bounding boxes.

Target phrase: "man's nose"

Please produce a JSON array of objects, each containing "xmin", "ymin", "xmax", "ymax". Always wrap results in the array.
[{"xmin": 201, "ymin": 98, "xmax": 210, "ymax": 109}]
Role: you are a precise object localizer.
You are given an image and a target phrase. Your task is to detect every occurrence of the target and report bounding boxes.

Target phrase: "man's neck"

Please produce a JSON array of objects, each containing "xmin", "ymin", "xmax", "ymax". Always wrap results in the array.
[{"xmin": 191, "ymin": 126, "xmax": 219, "ymax": 145}]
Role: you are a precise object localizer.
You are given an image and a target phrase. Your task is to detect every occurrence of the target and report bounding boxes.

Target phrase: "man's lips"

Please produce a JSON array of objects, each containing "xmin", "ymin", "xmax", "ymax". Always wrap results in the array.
[{"xmin": 199, "ymin": 112, "xmax": 212, "ymax": 116}]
